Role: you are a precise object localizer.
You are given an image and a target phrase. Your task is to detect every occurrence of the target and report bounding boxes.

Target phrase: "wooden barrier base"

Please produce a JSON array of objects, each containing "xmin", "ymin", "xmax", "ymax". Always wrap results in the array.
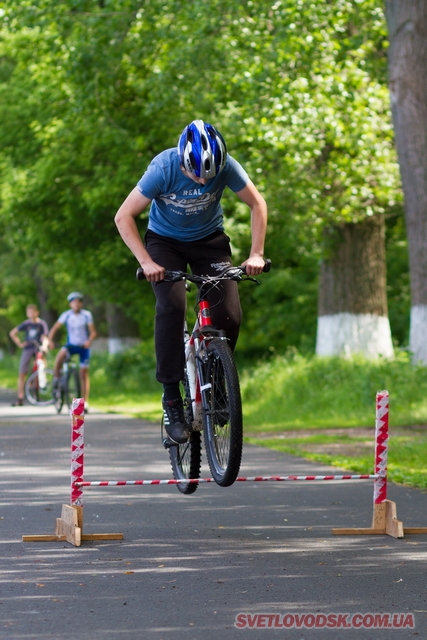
[
  {"xmin": 332, "ymin": 499, "xmax": 427, "ymax": 539},
  {"xmin": 23, "ymin": 500, "xmax": 427, "ymax": 546},
  {"xmin": 22, "ymin": 505, "xmax": 124, "ymax": 547}
]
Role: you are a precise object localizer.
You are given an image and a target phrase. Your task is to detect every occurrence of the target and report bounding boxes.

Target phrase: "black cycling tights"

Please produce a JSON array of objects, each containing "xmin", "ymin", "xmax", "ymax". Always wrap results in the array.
[{"xmin": 145, "ymin": 229, "xmax": 243, "ymax": 385}]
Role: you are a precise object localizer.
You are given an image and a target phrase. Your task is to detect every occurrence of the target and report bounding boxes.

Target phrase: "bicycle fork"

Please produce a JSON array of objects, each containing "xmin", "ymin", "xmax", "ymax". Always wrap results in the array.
[{"xmin": 185, "ymin": 331, "xmax": 203, "ymax": 432}]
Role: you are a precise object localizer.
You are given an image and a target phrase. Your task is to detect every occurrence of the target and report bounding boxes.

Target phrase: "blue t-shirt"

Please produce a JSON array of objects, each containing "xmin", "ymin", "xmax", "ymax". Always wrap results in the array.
[{"xmin": 136, "ymin": 149, "xmax": 249, "ymax": 241}]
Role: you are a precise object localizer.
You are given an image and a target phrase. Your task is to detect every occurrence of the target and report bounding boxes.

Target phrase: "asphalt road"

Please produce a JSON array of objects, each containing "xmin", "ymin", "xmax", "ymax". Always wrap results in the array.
[{"xmin": 0, "ymin": 388, "xmax": 426, "ymax": 639}]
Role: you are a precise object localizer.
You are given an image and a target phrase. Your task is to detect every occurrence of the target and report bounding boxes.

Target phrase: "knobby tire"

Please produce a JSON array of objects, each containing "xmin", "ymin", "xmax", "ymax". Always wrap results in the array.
[
  {"xmin": 202, "ymin": 338, "xmax": 243, "ymax": 487},
  {"xmin": 169, "ymin": 371, "xmax": 202, "ymax": 494},
  {"xmin": 54, "ymin": 379, "xmax": 64, "ymax": 413},
  {"xmin": 65, "ymin": 366, "xmax": 81, "ymax": 409}
]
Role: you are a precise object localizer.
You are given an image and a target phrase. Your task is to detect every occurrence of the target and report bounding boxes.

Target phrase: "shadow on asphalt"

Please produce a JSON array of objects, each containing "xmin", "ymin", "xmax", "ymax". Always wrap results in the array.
[{"xmin": 1, "ymin": 389, "xmax": 427, "ymax": 639}]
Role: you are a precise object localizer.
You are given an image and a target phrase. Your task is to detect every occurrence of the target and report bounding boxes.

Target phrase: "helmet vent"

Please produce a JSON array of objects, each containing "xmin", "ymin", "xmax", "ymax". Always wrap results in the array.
[{"xmin": 188, "ymin": 151, "xmax": 197, "ymax": 170}]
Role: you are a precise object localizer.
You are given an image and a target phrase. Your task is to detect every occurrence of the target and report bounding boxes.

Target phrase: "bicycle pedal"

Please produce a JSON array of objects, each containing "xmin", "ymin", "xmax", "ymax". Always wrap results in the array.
[{"xmin": 162, "ymin": 437, "xmax": 176, "ymax": 449}]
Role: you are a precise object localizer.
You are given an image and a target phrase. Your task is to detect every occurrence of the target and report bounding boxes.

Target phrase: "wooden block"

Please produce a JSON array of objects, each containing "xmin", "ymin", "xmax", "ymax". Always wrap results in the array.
[
  {"xmin": 81, "ymin": 533, "xmax": 124, "ymax": 541},
  {"xmin": 23, "ymin": 504, "xmax": 123, "ymax": 546},
  {"xmin": 333, "ymin": 500, "xmax": 405, "ymax": 538},
  {"xmin": 403, "ymin": 527, "xmax": 427, "ymax": 534},
  {"xmin": 22, "ymin": 535, "xmax": 67, "ymax": 542},
  {"xmin": 332, "ymin": 527, "xmax": 386, "ymax": 535},
  {"xmin": 384, "ymin": 500, "xmax": 404, "ymax": 538},
  {"xmin": 55, "ymin": 505, "xmax": 82, "ymax": 547},
  {"xmin": 372, "ymin": 502, "xmax": 387, "ymax": 530}
]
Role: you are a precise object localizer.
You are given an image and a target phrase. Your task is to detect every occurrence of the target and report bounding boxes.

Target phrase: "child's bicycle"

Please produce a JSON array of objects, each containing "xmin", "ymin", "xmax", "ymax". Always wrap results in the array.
[
  {"xmin": 54, "ymin": 354, "xmax": 82, "ymax": 413},
  {"xmin": 24, "ymin": 342, "xmax": 55, "ymax": 406},
  {"xmin": 137, "ymin": 260, "xmax": 271, "ymax": 493}
]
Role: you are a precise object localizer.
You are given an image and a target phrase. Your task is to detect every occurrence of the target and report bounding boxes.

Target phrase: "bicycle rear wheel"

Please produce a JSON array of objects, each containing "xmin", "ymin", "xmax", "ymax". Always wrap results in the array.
[
  {"xmin": 25, "ymin": 368, "xmax": 55, "ymax": 406},
  {"xmin": 168, "ymin": 373, "xmax": 202, "ymax": 494},
  {"xmin": 201, "ymin": 338, "xmax": 243, "ymax": 487},
  {"xmin": 65, "ymin": 366, "xmax": 81, "ymax": 409}
]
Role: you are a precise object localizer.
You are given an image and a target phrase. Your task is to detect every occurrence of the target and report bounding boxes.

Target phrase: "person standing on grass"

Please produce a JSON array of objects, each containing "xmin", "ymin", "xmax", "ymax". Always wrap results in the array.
[
  {"xmin": 9, "ymin": 304, "xmax": 49, "ymax": 406},
  {"xmin": 48, "ymin": 292, "xmax": 97, "ymax": 412},
  {"xmin": 115, "ymin": 119, "xmax": 267, "ymax": 445}
]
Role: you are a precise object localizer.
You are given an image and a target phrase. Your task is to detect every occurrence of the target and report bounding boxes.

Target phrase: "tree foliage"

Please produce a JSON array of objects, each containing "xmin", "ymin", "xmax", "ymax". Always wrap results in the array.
[{"xmin": 0, "ymin": 0, "xmax": 406, "ymax": 353}]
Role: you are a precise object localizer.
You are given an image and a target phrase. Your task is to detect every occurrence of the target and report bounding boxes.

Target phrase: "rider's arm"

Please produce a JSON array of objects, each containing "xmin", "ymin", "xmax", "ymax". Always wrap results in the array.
[
  {"xmin": 48, "ymin": 321, "xmax": 63, "ymax": 350},
  {"xmin": 114, "ymin": 187, "xmax": 165, "ymax": 282},
  {"xmin": 9, "ymin": 326, "xmax": 25, "ymax": 349},
  {"xmin": 83, "ymin": 322, "xmax": 97, "ymax": 349},
  {"xmin": 234, "ymin": 180, "xmax": 268, "ymax": 275}
]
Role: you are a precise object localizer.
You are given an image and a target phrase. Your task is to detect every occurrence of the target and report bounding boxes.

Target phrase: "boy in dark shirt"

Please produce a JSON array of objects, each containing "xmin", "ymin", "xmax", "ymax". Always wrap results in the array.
[{"xmin": 9, "ymin": 304, "xmax": 49, "ymax": 406}]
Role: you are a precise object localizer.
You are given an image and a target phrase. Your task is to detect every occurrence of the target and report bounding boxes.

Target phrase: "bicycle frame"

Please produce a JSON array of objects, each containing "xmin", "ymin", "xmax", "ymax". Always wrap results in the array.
[
  {"xmin": 137, "ymin": 259, "xmax": 270, "ymax": 489},
  {"xmin": 35, "ymin": 351, "xmax": 47, "ymax": 388},
  {"xmin": 185, "ymin": 299, "xmax": 228, "ymax": 432}
]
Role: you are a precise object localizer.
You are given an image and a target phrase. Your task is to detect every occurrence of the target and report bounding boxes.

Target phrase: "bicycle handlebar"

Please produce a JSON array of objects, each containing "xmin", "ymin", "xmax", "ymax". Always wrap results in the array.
[{"xmin": 136, "ymin": 259, "xmax": 271, "ymax": 283}]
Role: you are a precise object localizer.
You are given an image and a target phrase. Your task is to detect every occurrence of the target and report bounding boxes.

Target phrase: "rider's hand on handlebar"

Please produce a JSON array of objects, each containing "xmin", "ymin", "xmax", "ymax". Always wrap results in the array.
[
  {"xmin": 241, "ymin": 255, "xmax": 267, "ymax": 276},
  {"xmin": 138, "ymin": 259, "xmax": 165, "ymax": 283}
]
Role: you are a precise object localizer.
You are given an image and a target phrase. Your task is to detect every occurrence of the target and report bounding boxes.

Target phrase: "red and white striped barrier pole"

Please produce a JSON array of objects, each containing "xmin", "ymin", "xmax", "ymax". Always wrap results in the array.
[
  {"xmin": 374, "ymin": 390, "xmax": 389, "ymax": 505},
  {"xmin": 75, "ymin": 474, "xmax": 378, "ymax": 488},
  {"xmin": 70, "ymin": 395, "xmax": 385, "ymax": 492},
  {"xmin": 70, "ymin": 398, "xmax": 85, "ymax": 507}
]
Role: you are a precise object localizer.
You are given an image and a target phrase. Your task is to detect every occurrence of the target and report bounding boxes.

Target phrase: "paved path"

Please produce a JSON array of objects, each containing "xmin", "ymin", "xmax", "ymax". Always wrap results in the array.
[{"xmin": 1, "ymin": 390, "xmax": 427, "ymax": 639}]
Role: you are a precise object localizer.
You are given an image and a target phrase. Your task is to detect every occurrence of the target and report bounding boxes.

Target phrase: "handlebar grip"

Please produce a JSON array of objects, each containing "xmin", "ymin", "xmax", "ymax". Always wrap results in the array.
[
  {"xmin": 239, "ymin": 259, "xmax": 271, "ymax": 275},
  {"xmin": 136, "ymin": 267, "xmax": 145, "ymax": 281},
  {"xmin": 263, "ymin": 259, "xmax": 272, "ymax": 273}
]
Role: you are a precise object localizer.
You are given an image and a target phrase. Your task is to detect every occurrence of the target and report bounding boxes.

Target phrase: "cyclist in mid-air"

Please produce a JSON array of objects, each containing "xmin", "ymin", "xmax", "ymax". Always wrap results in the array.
[
  {"xmin": 48, "ymin": 292, "xmax": 97, "ymax": 412},
  {"xmin": 115, "ymin": 120, "xmax": 267, "ymax": 444}
]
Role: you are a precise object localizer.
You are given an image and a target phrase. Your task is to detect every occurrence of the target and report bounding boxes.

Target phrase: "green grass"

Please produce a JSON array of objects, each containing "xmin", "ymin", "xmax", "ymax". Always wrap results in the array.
[
  {"xmin": 240, "ymin": 349, "xmax": 427, "ymax": 430},
  {"xmin": 245, "ymin": 432, "xmax": 427, "ymax": 490},
  {"xmin": 2, "ymin": 346, "xmax": 427, "ymax": 489}
]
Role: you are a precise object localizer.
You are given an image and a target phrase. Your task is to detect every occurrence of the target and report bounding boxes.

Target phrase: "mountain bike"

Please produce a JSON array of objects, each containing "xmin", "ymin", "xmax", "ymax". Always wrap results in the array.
[
  {"xmin": 54, "ymin": 354, "xmax": 81, "ymax": 413},
  {"xmin": 137, "ymin": 260, "xmax": 271, "ymax": 493},
  {"xmin": 24, "ymin": 344, "xmax": 55, "ymax": 406}
]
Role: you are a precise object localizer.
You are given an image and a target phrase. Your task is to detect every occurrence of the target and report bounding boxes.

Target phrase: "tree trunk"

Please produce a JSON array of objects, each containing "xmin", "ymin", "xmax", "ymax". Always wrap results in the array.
[
  {"xmin": 105, "ymin": 303, "xmax": 140, "ymax": 354},
  {"xmin": 316, "ymin": 216, "xmax": 394, "ymax": 358},
  {"xmin": 385, "ymin": 0, "xmax": 427, "ymax": 362},
  {"xmin": 34, "ymin": 272, "xmax": 57, "ymax": 330}
]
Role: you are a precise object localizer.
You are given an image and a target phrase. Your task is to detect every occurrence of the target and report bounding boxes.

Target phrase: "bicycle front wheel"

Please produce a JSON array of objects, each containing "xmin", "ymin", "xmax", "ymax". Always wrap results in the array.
[
  {"xmin": 168, "ymin": 373, "xmax": 202, "ymax": 494},
  {"xmin": 25, "ymin": 368, "xmax": 56, "ymax": 406},
  {"xmin": 201, "ymin": 338, "xmax": 243, "ymax": 487},
  {"xmin": 65, "ymin": 367, "xmax": 81, "ymax": 408}
]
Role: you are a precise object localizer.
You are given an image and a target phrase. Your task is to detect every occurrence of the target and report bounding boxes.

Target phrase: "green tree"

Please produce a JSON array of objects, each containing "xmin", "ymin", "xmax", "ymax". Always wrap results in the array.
[{"xmin": 0, "ymin": 0, "xmax": 405, "ymax": 358}]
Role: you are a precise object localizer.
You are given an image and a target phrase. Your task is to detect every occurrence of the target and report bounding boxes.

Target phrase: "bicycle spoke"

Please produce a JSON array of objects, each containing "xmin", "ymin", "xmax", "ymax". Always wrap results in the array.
[
  {"xmin": 168, "ymin": 372, "xmax": 201, "ymax": 494},
  {"xmin": 202, "ymin": 338, "xmax": 242, "ymax": 487}
]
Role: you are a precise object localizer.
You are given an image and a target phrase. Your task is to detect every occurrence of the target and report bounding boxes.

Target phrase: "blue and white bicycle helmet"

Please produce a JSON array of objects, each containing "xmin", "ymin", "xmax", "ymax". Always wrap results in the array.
[
  {"xmin": 178, "ymin": 120, "xmax": 227, "ymax": 179},
  {"xmin": 67, "ymin": 291, "xmax": 84, "ymax": 302}
]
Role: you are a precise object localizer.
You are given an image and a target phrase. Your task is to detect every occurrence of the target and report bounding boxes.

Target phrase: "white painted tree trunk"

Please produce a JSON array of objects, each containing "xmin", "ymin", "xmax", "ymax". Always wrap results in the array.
[
  {"xmin": 105, "ymin": 303, "xmax": 140, "ymax": 355},
  {"xmin": 316, "ymin": 313, "xmax": 394, "ymax": 358},
  {"xmin": 316, "ymin": 216, "xmax": 394, "ymax": 359},
  {"xmin": 409, "ymin": 305, "xmax": 427, "ymax": 363},
  {"xmin": 108, "ymin": 337, "xmax": 140, "ymax": 355}
]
